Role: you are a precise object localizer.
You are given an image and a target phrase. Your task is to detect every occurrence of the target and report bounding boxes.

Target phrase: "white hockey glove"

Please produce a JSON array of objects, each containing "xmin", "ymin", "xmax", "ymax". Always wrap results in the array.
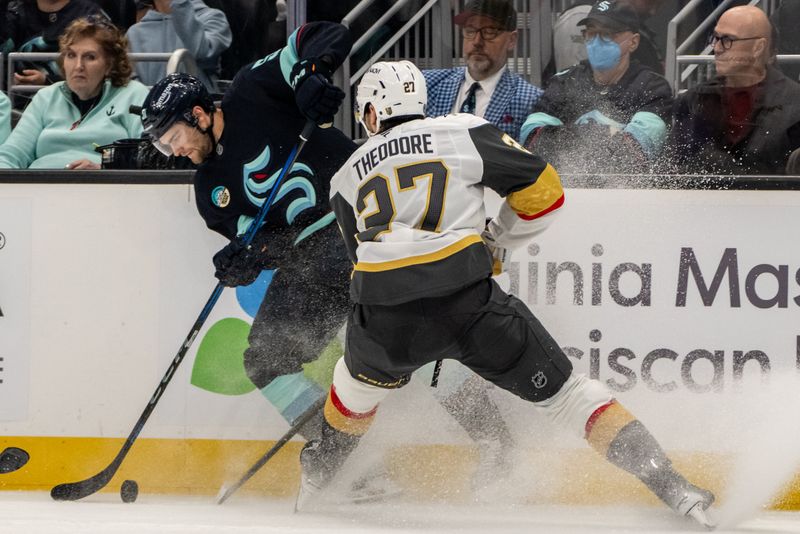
[{"xmin": 481, "ymin": 224, "xmax": 508, "ymax": 276}]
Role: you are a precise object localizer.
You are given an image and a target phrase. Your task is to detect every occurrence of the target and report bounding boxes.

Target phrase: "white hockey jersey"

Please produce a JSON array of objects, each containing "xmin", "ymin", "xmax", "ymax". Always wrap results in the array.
[{"xmin": 330, "ymin": 114, "xmax": 564, "ymax": 305}]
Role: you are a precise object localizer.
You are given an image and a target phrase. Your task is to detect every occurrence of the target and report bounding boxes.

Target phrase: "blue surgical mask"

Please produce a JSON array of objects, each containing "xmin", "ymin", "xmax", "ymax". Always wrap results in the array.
[{"xmin": 586, "ymin": 35, "xmax": 622, "ymax": 71}]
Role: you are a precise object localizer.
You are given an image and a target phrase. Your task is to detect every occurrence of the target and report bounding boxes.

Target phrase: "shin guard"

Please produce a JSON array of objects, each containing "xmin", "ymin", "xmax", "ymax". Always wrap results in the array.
[{"xmin": 585, "ymin": 401, "xmax": 715, "ymax": 515}]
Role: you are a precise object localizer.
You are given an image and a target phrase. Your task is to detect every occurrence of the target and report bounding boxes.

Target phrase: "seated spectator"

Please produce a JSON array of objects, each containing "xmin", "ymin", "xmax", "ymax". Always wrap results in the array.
[
  {"xmin": 668, "ymin": 6, "xmax": 800, "ymax": 175},
  {"xmin": 0, "ymin": 17, "xmax": 149, "ymax": 169},
  {"xmin": 521, "ymin": 0, "xmax": 672, "ymax": 174},
  {"xmin": 770, "ymin": 0, "xmax": 800, "ymax": 82},
  {"xmin": 423, "ymin": 0, "xmax": 542, "ymax": 141},
  {"xmin": 125, "ymin": 0, "xmax": 232, "ymax": 91},
  {"xmin": 0, "ymin": 92, "xmax": 10, "ymax": 144},
  {"xmin": 553, "ymin": 0, "xmax": 664, "ymax": 74},
  {"xmin": 1, "ymin": 0, "xmax": 107, "ymax": 86}
]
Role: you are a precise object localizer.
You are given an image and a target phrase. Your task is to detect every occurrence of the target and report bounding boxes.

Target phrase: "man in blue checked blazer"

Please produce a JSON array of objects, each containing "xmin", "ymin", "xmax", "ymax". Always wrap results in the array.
[{"xmin": 423, "ymin": 0, "xmax": 542, "ymax": 141}]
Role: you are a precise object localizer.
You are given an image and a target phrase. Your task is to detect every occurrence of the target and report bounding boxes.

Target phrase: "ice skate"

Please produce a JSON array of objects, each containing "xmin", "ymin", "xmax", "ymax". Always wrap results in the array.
[
  {"xmin": 671, "ymin": 482, "xmax": 716, "ymax": 530},
  {"xmin": 471, "ymin": 437, "xmax": 514, "ymax": 501},
  {"xmin": 653, "ymin": 472, "xmax": 716, "ymax": 530},
  {"xmin": 342, "ymin": 463, "xmax": 404, "ymax": 504},
  {"xmin": 294, "ymin": 441, "xmax": 329, "ymax": 513}
]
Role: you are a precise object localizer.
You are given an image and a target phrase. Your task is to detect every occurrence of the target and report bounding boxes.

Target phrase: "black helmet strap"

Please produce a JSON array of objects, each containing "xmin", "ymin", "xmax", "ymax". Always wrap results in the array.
[{"xmin": 197, "ymin": 109, "xmax": 217, "ymax": 159}]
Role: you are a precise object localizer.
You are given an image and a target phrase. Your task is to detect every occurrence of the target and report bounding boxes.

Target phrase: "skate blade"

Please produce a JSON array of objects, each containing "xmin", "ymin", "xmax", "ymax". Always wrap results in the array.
[
  {"xmin": 342, "ymin": 486, "xmax": 403, "ymax": 505},
  {"xmin": 294, "ymin": 481, "xmax": 320, "ymax": 513},
  {"xmin": 687, "ymin": 504, "xmax": 716, "ymax": 530}
]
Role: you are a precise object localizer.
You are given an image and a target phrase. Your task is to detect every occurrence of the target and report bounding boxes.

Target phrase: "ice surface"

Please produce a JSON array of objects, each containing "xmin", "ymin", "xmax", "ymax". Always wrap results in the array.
[{"xmin": 1, "ymin": 492, "xmax": 800, "ymax": 534}]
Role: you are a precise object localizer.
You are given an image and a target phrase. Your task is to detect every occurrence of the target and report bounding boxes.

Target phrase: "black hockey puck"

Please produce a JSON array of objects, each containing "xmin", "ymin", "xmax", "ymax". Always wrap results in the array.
[
  {"xmin": 120, "ymin": 479, "xmax": 138, "ymax": 503},
  {"xmin": 0, "ymin": 447, "xmax": 30, "ymax": 474}
]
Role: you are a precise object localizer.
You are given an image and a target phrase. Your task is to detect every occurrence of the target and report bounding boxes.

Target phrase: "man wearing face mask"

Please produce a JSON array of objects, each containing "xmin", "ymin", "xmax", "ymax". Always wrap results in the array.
[{"xmin": 520, "ymin": 0, "xmax": 672, "ymax": 176}]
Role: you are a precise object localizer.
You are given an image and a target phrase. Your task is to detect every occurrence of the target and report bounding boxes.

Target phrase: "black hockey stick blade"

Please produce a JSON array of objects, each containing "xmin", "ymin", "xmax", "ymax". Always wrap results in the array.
[
  {"xmin": 50, "ymin": 458, "xmax": 119, "ymax": 500},
  {"xmin": 217, "ymin": 395, "xmax": 326, "ymax": 504},
  {"xmin": 0, "ymin": 447, "xmax": 30, "ymax": 474}
]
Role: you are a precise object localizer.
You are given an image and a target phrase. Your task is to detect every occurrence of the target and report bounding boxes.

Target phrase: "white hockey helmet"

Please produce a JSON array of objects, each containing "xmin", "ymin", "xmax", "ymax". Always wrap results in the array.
[{"xmin": 355, "ymin": 60, "xmax": 427, "ymax": 136}]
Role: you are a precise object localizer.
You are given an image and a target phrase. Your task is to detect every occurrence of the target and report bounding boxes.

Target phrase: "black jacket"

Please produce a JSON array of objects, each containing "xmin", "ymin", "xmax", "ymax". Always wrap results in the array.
[
  {"xmin": 526, "ymin": 60, "xmax": 672, "ymax": 174},
  {"xmin": 668, "ymin": 67, "xmax": 800, "ymax": 175}
]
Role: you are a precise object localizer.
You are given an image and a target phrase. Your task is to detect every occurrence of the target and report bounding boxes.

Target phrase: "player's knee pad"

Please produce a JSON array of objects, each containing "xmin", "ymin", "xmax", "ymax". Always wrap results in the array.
[
  {"xmin": 532, "ymin": 373, "xmax": 613, "ymax": 438},
  {"xmin": 324, "ymin": 358, "xmax": 389, "ymax": 436}
]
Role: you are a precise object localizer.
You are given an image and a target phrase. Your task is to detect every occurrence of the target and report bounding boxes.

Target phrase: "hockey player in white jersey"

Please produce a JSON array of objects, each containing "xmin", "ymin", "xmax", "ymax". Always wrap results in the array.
[{"xmin": 298, "ymin": 60, "xmax": 715, "ymax": 528}]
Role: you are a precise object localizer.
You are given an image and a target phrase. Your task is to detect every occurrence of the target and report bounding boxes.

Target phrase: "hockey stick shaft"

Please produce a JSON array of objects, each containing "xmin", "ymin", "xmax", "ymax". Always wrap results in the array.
[
  {"xmin": 216, "ymin": 394, "xmax": 326, "ymax": 504},
  {"xmin": 50, "ymin": 121, "xmax": 317, "ymax": 502},
  {"xmin": 430, "ymin": 359, "xmax": 442, "ymax": 387}
]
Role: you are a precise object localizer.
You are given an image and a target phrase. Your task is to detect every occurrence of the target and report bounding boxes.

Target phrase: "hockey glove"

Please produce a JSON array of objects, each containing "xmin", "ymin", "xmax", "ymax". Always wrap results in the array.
[
  {"xmin": 481, "ymin": 223, "xmax": 508, "ymax": 276},
  {"xmin": 212, "ymin": 236, "xmax": 266, "ymax": 287},
  {"xmin": 291, "ymin": 57, "xmax": 344, "ymax": 126}
]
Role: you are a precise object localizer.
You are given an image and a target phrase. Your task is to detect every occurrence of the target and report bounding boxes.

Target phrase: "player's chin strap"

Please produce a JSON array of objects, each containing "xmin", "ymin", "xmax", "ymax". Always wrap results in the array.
[{"xmin": 198, "ymin": 110, "xmax": 218, "ymax": 157}]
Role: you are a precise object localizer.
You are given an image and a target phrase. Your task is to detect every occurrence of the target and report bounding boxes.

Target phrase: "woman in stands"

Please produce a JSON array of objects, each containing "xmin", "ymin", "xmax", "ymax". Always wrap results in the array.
[{"xmin": 0, "ymin": 16, "xmax": 148, "ymax": 169}]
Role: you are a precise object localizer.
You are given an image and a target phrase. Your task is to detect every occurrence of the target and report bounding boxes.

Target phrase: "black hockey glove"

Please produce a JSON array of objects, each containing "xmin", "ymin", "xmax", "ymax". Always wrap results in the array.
[
  {"xmin": 290, "ymin": 57, "xmax": 344, "ymax": 126},
  {"xmin": 212, "ymin": 236, "xmax": 266, "ymax": 287}
]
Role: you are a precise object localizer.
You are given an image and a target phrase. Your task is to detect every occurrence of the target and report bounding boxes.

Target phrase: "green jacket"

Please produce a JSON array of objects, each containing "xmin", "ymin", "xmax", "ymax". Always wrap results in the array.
[
  {"xmin": 0, "ymin": 79, "xmax": 149, "ymax": 169},
  {"xmin": 0, "ymin": 92, "xmax": 10, "ymax": 144}
]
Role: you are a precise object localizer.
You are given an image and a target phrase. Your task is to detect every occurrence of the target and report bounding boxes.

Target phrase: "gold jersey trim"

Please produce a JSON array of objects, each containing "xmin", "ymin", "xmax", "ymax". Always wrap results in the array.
[{"xmin": 353, "ymin": 234, "xmax": 484, "ymax": 273}]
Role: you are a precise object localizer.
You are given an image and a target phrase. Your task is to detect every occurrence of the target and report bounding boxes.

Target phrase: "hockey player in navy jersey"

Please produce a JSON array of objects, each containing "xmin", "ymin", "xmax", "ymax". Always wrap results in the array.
[
  {"xmin": 139, "ymin": 22, "xmax": 355, "ymax": 439},
  {"xmin": 137, "ymin": 22, "xmax": 517, "ymax": 497},
  {"xmin": 298, "ymin": 59, "xmax": 716, "ymax": 528}
]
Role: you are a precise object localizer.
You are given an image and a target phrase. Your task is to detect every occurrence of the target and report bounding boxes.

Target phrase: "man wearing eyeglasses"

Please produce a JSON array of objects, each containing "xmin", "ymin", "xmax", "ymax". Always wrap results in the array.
[
  {"xmin": 669, "ymin": 5, "xmax": 800, "ymax": 175},
  {"xmin": 423, "ymin": 0, "xmax": 542, "ymax": 141},
  {"xmin": 519, "ymin": 0, "xmax": 672, "ymax": 176}
]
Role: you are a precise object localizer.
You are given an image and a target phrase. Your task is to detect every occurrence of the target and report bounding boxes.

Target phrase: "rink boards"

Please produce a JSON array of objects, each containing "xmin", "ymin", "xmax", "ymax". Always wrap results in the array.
[{"xmin": 1, "ymin": 181, "xmax": 800, "ymax": 507}]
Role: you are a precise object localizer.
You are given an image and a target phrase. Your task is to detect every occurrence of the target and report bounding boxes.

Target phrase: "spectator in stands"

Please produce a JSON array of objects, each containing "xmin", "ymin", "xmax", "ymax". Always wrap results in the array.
[
  {"xmin": 125, "ymin": 0, "xmax": 231, "ymax": 91},
  {"xmin": 91, "ymin": 0, "xmax": 136, "ymax": 29},
  {"xmin": 668, "ymin": 6, "xmax": 800, "ymax": 175},
  {"xmin": 1, "ymin": 0, "xmax": 107, "ymax": 86},
  {"xmin": 770, "ymin": 0, "xmax": 800, "ymax": 82},
  {"xmin": 552, "ymin": 0, "xmax": 664, "ymax": 73},
  {"xmin": 0, "ymin": 92, "xmax": 10, "ymax": 143},
  {"xmin": 0, "ymin": 17, "xmax": 149, "ymax": 168},
  {"xmin": 423, "ymin": 0, "xmax": 542, "ymax": 141},
  {"xmin": 521, "ymin": 0, "xmax": 672, "ymax": 175}
]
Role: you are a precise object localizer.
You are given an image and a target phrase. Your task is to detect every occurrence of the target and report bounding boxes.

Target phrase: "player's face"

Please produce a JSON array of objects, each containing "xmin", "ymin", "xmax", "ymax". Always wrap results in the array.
[
  {"xmin": 157, "ymin": 122, "xmax": 211, "ymax": 164},
  {"xmin": 461, "ymin": 14, "xmax": 517, "ymax": 81}
]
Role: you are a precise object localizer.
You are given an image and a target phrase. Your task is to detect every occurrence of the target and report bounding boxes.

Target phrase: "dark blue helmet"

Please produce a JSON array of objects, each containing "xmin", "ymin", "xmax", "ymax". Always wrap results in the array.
[{"xmin": 140, "ymin": 73, "xmax": 215, "ymax": 141}]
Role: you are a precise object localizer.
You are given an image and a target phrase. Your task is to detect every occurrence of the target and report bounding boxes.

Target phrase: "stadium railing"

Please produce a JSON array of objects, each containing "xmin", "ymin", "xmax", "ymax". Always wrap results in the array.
[{"xmin": 5, "ymin": 49, "xmax": 200, "ymax": 104}]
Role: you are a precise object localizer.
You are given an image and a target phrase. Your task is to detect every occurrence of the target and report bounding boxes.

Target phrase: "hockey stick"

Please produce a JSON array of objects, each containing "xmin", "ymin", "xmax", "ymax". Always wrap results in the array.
[
  {"xmin": 50, "ymin": 120, "xmax": 317, "ymax": 501},
  {"xmin": 430, "ymin": 360, "xmax": 443, "ymax": 387},
  {"xmin": 216, "ymin": 394, "xmax": 326, "ymax": 504}
]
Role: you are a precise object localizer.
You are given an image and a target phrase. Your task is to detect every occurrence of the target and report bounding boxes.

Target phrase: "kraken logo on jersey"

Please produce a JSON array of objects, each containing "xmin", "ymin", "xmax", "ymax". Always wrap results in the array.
[{"xmin": 242, "ymin": 144, "xmax": 316, "ymax": 225}]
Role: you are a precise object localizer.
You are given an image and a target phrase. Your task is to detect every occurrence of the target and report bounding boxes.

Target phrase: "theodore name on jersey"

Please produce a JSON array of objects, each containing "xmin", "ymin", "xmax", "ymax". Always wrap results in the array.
[{"xmin": 353, "ymin": 133, "xmax": 435, "ymax": 180}]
